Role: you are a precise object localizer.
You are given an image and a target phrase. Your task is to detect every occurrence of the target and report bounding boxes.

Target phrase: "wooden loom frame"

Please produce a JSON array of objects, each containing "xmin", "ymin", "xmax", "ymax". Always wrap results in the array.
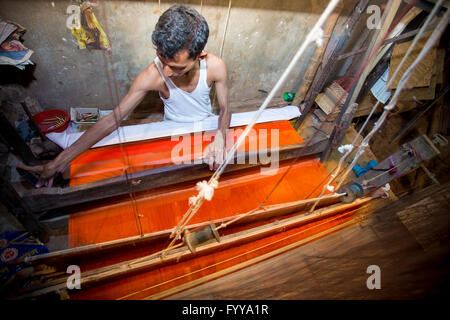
[
  {"xmin": 10, "ymin": 137, "xmax": 329, "ymax": 215},
  {"xmin": 6, "ymin": 0, "xmax": 446, "ymax": 298}
]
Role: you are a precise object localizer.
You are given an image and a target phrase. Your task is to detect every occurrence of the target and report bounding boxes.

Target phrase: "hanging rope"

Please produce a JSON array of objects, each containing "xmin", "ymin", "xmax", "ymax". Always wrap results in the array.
[{"xmin": 163, "ymin": 0, "xmax": 341, "ymax": 255}]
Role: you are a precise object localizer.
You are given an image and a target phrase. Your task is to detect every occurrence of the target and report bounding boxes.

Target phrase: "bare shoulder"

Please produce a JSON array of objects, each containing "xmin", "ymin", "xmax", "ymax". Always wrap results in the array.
[
  {"xmin": 132, "ymin": 62, "xmax": 166, "ymax": 92},
  {"xmin": 206, "ymin": 52, "xmax": 226, "ymax": 70},
  {"xmin": 205, "ymin": 52, "xmax": 227, "ymax": 81}
]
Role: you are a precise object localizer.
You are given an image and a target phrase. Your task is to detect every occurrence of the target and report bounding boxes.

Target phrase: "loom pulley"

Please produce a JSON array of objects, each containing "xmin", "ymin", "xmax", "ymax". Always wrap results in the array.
[
  {"xmin": 337, "ymin": 182, "xmax": 364, "ymax": 203},
  {"xmin": 183, "ymin": 221, "xmax": 221, "ymax": 254}
]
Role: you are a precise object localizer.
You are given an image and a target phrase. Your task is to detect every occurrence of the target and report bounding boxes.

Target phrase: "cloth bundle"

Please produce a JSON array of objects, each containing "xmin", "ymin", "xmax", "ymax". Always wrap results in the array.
[{"xmin": 0, "ymin": 20, "xmax": 34, "ymax": 70}]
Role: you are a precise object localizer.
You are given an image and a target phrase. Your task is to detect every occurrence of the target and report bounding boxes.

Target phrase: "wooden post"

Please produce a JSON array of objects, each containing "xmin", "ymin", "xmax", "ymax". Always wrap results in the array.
[
  {"xmin": 337, "ymin": 24, "xmax": 438, "ymax": 61},
  {"xmin": 389, "ymin": 84, "xmax": 450, "ymax": 143},
  {"xmin": 320, "ymin": 102, "xmax": 358, "ymax": 162}
]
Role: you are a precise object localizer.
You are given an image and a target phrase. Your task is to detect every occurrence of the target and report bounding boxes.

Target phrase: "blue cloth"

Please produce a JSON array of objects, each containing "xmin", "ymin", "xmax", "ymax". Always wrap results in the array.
[
  {"xmin": 0, "ymin": 48, "xmax": 32, "ymax": 65},
  {"xmin": 353, "ymin": 160, "xmax": 378, "ymax": 177}
]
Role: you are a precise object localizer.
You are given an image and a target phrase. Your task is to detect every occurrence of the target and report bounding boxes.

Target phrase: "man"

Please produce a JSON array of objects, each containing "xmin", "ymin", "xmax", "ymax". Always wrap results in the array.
[{"xmin": 19, "ymin": 4, "xmax": 231, "ymax": 187}]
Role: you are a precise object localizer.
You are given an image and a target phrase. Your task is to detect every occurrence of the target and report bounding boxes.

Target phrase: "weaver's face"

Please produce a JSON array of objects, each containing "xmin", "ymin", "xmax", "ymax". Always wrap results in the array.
[{"xmin": 157, "ymin": 49, "xmax": 197, "ymax": 79}]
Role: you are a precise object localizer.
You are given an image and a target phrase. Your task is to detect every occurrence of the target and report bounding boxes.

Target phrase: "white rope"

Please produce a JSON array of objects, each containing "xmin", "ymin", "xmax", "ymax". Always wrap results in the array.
[
  {"xmin": 338, "ymin": 144, "xmax": 354, "ymax": 154},
  {"xmin": 166, "ymin": 0, "xmax": 341, "ymax": 248},
  {"xmin": 189, "ymin": 178, "xmax": 219, "ymax": 205}
]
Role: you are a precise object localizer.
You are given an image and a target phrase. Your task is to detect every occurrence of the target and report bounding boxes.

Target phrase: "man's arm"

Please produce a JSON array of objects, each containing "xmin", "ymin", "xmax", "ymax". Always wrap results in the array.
[
  {"xmin": 214, "ymin": 59, "xmax": 231, "ymax": 140},
  {"xmin": 206, "ymin": 57, "xmax": 231, "ymax": 170},
  {"xmin": 18, "ymin": 66, "xmax": 159, "ymax": 187}
]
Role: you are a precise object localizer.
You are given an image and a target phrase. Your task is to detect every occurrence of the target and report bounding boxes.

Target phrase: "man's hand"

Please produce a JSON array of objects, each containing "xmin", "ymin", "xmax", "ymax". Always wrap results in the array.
[
  {"xmin": 204, "ymin": 131, "xmax": 226, "ymax": 171},
  {"xmin": 16, "ymin": 162, "xmax": 59, "ymax": 188}
]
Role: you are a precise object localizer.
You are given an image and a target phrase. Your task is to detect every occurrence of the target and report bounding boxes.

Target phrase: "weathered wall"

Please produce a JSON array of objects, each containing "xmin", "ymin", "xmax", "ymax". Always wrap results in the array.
[{"xmin": 0, "ymin": 0, "xmax": 343, "ymax": 116}]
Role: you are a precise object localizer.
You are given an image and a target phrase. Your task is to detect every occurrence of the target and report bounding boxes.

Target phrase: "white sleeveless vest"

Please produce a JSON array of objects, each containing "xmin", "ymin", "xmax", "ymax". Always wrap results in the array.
[{"xmin": 154, "ymin": 57, "xmax": 214, "ymax": 122}]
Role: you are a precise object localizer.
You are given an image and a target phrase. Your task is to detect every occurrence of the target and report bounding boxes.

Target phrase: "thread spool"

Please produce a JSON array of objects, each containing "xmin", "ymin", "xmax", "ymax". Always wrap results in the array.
[
  {"xmin": 338, "ymin": 182, "xmax": 364, "ymax": 203},
  {"xmin": 183, "ymin": 221, "xmax": 221, "ymax": 254}
]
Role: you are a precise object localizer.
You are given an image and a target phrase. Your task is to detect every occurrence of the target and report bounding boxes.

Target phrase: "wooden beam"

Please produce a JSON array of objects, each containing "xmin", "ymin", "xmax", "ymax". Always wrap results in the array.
[
  {"xmin": 17, "ymin": 138, "xmax": 329, "ymax": 213},
  {"xmin": 293, "ymin": 0, "xmax": 370, "ymax": 129},
  {"xmin": 403, "ymin": 0, "xmax": 447, "ymax": 16},
  {"xmin": 146, "ymin": 217, "xmax": 359, "ymax": 300},
  {"xmin": 320, "ymin": 103, "xmax": 358, "ymax": 162}
]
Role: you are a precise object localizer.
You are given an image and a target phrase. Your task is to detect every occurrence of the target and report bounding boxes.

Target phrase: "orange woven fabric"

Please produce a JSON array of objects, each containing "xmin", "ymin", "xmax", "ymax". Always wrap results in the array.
[{"xmin": 67, "ymin": 121, "xmax": 345, "ymax": 300}]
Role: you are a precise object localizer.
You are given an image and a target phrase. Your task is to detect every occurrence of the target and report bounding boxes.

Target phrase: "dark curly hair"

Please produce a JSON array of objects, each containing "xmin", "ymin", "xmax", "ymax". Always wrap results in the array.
[{"xmin": 151, "ymin": 4, "xmax": 209, "ymax": 60}]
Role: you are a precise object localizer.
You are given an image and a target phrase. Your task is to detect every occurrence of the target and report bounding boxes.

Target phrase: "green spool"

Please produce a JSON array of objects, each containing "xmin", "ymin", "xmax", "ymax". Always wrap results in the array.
[{"xmin": 283, "ymin": 92, "xmax": 295, "ymax": 102}]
